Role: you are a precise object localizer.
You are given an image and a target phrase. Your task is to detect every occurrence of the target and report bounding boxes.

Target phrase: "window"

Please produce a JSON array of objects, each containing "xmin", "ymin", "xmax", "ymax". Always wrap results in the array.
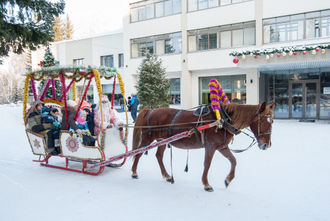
[
  {"xmin": 102, "ymin": 84, "xmax": 122, "ymax": 106},
  {"xmin": 76, "ymin": 86, "xmax": 93, "ymax": 103},
  {"xmin": 131, "ymin": 32, "xmax": 182, "ymax": 58},
  {"xmin": 73, "ymin": 59, "xmax": 84, "ymax": 65},
  {"xmin": 188, "ymin": 22, "xmax": 255, "ymax": 51},
  {"xmin": 130, "ymin": 0, "xmax": 181, "ymax": 23},
  {"xmin": 263, "ymin": 9, "xmax": 330, "ymax": 43},
  {"xmin": 101, "ymin": 55, "xmax": 114, "ymax": 67},
  {"xmin": 118, "ymin": 54, "xmax": 124, "ymax": 68},
  {"xmin": 169, "ymin": 78, "xmax": 181, "ymax": 105},
  {"xmin": 187, "ymin": 0, "xmax": 251, "ymax": 12},
  {"xmin": 199, "ymin": 75, "xmax": 246, "ymax": 105}
]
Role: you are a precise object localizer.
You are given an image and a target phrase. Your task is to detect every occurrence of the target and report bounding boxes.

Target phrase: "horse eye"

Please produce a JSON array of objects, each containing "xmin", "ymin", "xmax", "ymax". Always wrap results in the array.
[{"xmin": 261, "ymin": 120, "xmax": 265, "ymax": 124}]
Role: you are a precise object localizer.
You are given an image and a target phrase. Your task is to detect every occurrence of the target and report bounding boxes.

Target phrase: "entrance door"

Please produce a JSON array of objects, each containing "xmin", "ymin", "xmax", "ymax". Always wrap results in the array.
[{"xmin": 290, "ymin": 81, "xmax": 319, "ymax": 119}]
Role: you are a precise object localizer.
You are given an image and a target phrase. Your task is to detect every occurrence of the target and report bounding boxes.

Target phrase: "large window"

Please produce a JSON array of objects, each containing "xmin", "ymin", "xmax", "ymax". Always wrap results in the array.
[
  {"xmin": 199, "ymin": 75, "xmax": 246, "ymax": 105},
  {"xmin": 263, "ymin": 9, "xmax": 330, "ymax": 44},
  {"xmin": 187, "ymin": 0, "xmax": 252, "ymax": 12},
  {"xmin": 73, "ymin": 59, "xmax": 84, "ymax": 65},
  {"xmin": 188, "ymin": 22, "xmax": 255, "ymax": 51},
  {"xmin": 169, "ymin": 78, "xmax": 181, "ymax": 105},
  {"xmin": 101, "ymin": 55, "xmax": 114, "ymax": 67},
  {"xmin": 131, "ymin": 32, "xmax": 182, "ymax": 58},
  {"xmin": 130, "ymin": 0, "xmax": 181, "ymax": 23}
]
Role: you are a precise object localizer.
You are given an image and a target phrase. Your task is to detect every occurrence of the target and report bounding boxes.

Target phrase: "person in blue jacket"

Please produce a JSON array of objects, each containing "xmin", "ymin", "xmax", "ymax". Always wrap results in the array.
[{"xmin": 130, "ymin": 93, "xmax": 139, "ymax": 123}]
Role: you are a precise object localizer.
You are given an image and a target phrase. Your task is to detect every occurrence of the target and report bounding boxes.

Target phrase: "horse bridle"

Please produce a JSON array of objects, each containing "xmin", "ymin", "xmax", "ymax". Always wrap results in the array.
[{"xmin": 253, "ymin": 113, "xmax": 273, "ymax": 139}]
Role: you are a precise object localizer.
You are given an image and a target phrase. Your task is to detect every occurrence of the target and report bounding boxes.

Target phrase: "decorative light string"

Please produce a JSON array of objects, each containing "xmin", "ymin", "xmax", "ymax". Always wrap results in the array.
[
  {"xmin": 72, "ymin": 81, "xmax": 76, "ymax": 101},
  {"xmin": 23, "ymin": 73, "xmax": 31, "ymax": 121},
  {"xmin": 59, "ymin": 72, "xmax": 70, "ymax": 130},
  {"xmin": 59, "ymin": 79, "xmax": 75, "ymax": 102},
  {"xmin": 40, "ymin": 79, "xmax": 51, "ymax": 101},
  {"xmin": 111, "ymin": 76, "xmax": 116, "ymax": 109},
  {"xmin": 30, "ymin": 77, "xmax": 37, "ymax": 100},
  {"xmin": 51, "ymin": 78, "xmax": 56, "ymax": 100}
]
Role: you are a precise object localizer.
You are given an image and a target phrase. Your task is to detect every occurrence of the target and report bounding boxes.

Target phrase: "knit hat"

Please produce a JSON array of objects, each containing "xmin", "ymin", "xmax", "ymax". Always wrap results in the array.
[
  {"xmin": 83, "ymin": 107, "xmax": 90, "ymax": 114},
  {"xmin": 78, "ymin": 109, "xmax": 86, "ymax": 117},
  {"xmin": 66, "ymin": 100, "xmax": 77, "ymax": 107},
  {"xmin": 101, "ymin": 95, "xmax": 109, "ymax": 102}
]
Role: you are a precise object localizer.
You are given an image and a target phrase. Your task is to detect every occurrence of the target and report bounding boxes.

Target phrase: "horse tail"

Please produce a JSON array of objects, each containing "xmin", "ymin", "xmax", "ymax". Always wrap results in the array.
[{"xmin": 132, "ymin": 108, "xmax": 150, "ymax": 156}]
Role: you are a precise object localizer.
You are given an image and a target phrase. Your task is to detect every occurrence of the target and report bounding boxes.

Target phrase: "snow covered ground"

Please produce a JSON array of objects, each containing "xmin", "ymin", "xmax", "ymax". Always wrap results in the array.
[{"xmin": 0, "ymin": 105, "xmax": 329, "ymax": 221}]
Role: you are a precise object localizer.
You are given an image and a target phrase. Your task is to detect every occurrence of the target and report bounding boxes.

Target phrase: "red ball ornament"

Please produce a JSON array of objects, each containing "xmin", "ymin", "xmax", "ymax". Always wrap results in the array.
[
  {"xmin": 254, "ymin": 55, "xmax": 258, "ymax": 59},
  {"xmin": 277, "ymin": 54, "xmax": 281, "ymax": 57},
  {"xmin": 303, "ymin": 51, "xmax": 307, "ymax": 55},
  {"xmin": 233, "ymin": 58, "xmax": 239, "ymax": 64},
  {"xmin": 49, "ymin": 63, "xmax": 51, "ymax": 65},
  {"xmin": 316, "ymin": 48, "xmax": 320, "ymax": 52},
  {"xmin": 293, "ymin": 52, "xmax": 297, "ymax": 55}
]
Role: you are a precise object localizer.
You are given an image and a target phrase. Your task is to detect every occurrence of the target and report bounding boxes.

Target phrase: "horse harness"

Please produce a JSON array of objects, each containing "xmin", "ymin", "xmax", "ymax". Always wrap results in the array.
[{"xmin": 144, "ymin": 105, "xmax": 241, "ymax": 148}]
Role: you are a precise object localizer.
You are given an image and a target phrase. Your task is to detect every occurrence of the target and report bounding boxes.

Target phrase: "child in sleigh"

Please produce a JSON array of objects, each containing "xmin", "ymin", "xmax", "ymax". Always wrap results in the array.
[{"xmin": 69, "ymin": 110, "xmax": 95, "ymax": 146}]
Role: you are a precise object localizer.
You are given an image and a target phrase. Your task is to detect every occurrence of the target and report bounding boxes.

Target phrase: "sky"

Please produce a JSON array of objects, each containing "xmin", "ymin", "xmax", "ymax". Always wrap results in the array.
[
  {"xmin": 0, "ymin": 104, "xmax": 329, "ymax": 220},
  {"xmin": 62, "ymin": 0, "xmax": 125, "ymax": 39}
]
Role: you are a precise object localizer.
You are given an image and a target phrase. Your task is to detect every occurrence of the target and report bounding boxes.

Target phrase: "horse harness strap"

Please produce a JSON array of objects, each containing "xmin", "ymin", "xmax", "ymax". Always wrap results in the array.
[
  {"xmin": 219, "ymin": 102, "xmax": 241, "ymax": 136},
  {"xmin": 169, "ymin": 109, "xmax": 185, "ymax": 137}
]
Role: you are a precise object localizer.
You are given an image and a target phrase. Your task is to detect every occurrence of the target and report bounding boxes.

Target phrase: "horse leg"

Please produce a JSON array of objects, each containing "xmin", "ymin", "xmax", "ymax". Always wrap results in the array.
[
  {"xmin": 218, "ymin": 147, "xmax": 237, "ymax": 188},
  {"xmin": 131, "ymin": 153, "xmax": 143, "ymax": 179},
  {"xmin": 155, "ymin": 145, "xmax": 173, "ymax": 183},
  {"xmin": 202, "ymin": 148, "xmax": 216, "ymax": 192}
]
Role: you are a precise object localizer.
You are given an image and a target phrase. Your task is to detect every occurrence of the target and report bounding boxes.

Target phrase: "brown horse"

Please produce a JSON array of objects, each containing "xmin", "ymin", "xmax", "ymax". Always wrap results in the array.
[{"xmin": 131, "ymin": 101, "xmax": 275, "ymax": 192}]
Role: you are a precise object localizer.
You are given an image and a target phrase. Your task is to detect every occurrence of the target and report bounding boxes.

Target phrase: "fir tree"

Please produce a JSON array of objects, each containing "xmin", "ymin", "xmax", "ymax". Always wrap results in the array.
[
  {"xmin": 63, "ymin": 14, "xmax": 74, "ymax": 40},
  {"xmin": 0, "ymin": 0, "xmax": 65, "ymax": 57},
  {"xmin": 52, "ymin": 16, "xmax": 64, "ymax": 42},
  {"xmin": 136, "ymin": 54, "xmax": 171, "ymax": 109},
  {"xmin": 38, "ymin": 47, "xmax": 62, "ymax": 98}
]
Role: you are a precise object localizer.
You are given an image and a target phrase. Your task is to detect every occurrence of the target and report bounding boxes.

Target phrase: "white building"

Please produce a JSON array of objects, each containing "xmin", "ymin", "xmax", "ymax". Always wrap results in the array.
[
  {"xmin": 33, "ymin": 0, "xmax": 330, "ymax": 120},
  {"xmin": 32, "ymin": 29, "xmax": 125, "ymax": 106},
  {"xmin": 124, "ymin": 0, "xmax": 330, "ymax": 120}
]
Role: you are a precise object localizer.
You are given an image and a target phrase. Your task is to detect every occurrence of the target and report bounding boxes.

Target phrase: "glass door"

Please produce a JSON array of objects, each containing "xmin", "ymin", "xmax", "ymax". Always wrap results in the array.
[{"xmin": 290, "ymin": 81, "xmax": 319, "ymax": 119}]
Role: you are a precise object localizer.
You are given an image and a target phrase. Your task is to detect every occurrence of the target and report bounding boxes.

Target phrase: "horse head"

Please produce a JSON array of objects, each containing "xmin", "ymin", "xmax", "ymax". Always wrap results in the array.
[{"xmin": 250, "ymin": 102, "xmax": 275, "ymax": 150}]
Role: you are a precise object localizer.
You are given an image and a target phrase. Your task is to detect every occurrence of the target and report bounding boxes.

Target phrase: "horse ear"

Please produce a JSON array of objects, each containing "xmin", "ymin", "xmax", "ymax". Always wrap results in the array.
[
  {"xmin": 269, "ymin": 102, "xmax": 275, "ymax": 110},
  {"xmin": 258, "ymin": 101, "xmax": 267, "ymax": 114}
]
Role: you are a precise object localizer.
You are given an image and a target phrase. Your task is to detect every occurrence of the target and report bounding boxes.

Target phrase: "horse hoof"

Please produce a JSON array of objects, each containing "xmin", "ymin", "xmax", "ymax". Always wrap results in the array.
[
  {"xmin": 204, "ymin": 186, "xmax": 214, "ymax": 192},
  {"xmin": 131, "ymin": 174, "xmax": 139, "ymax": 179},
  {"xmin": 225, "ymin": 179, "xmax": 230, "ymax": 188},
  {"xmin": 166, "ymin": 177, "xmax": 174, "ymax": 184}
]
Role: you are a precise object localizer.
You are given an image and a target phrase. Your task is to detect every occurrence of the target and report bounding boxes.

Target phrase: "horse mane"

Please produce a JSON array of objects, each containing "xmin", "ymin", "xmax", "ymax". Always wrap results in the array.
[{"xmin": 223, "ymin": 103, "xmax": 259, "ymax": 129}]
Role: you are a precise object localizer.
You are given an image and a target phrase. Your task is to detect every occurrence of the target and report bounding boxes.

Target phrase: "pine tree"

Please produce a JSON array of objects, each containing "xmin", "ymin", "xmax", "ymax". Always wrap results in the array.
[
  {"xmin": 0, "ymin": 0, "xmax": 65, "ymax": 57},
  {"xmin": 63, "ymin": 14, "xmax": 74, "ymax": 40},
  {"xmin": 52, "ymin": 16, "xmax": 64, "ymax": 42},
  {"xmin": 136, "ymin": 54, "xmax": 171, "ymax": 109},
  {"xmin": 38, "ymin": 47, "xmax": 62, "ymax": 98}
]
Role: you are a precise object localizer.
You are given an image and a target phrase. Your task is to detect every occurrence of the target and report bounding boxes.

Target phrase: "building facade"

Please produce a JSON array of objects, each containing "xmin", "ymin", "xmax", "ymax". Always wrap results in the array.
[
  {"xmin": 124, "ymin": 0, "xmax": 330, "ymax": 120},
  {"xmin": 32, "ymin": 0, "xmax": 330, "ymax": 120}
]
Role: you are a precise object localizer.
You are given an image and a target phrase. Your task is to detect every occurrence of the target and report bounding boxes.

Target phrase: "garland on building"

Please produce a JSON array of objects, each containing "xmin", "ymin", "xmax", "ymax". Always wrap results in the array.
[{"xmin": 229, "ymin": 43, "xmax": 330, "ymax": 63}]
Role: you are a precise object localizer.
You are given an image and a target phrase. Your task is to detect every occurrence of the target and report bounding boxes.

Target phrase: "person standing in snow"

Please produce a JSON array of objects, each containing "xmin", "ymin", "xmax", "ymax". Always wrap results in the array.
[
  {"xmin": 27, "ymin": 101, "xmax": 58, "ymax": 155},
  {"xmin": 130, "ymin": 93, "xmax": 139, "ymax": 123}
]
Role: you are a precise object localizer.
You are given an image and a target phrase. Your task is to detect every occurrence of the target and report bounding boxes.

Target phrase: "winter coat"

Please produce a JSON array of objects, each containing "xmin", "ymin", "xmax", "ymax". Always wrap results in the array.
[
  {"xmin": 60, "ymin": 105, "xmax": 79, "ymax": 131},
  {"xmin": 26, "ymin": 100, "xmax": 55, "ymax": 153},
  {"xmin": 27, "ymin": 100, "xmax": 47, "ymax": 132},
  {"xmin": 130, "ymin": 95, "xmax": 140, "ymax": 111},
  {"xmin": 86, "ymin": 112, "xmax": 95, "ymax": 136},
  {"xmin": 41, "ymin": 107, "xmax": 61, "ymax": 129}
]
